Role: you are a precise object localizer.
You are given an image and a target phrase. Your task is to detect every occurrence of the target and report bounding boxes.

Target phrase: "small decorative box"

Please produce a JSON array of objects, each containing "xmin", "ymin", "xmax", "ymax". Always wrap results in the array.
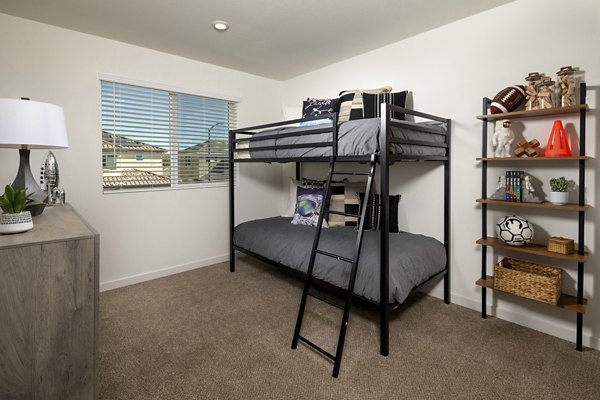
[{"xmin": 547, "ymin": 236, "xmax": 574, "ymax": 255}]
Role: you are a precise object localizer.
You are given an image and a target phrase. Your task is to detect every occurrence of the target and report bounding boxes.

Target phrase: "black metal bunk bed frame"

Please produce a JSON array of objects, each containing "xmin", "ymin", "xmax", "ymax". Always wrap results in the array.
[{"xmin": 228, "ymin": 103, "xmax": 452, "ymax": 357}]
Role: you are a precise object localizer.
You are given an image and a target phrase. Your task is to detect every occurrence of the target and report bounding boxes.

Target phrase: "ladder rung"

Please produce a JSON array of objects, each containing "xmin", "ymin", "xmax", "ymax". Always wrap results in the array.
[
  {"xmin": 314, "ymin": 250, "xmax": 354, "ymax": 264},
  {"xmin": 308, "ymin": 288, "xmax": 344, "ymax": 310},
  {"xmin": 298, "ymin": 335, "xmax": 336, "ymax": 361},
  {"xmin": 326, "ymin": 210, "xmax": 360, "ymax": 218},
  {"xmin": 331, "ymin": 171, "xmax": 370, "ymax": 176}
]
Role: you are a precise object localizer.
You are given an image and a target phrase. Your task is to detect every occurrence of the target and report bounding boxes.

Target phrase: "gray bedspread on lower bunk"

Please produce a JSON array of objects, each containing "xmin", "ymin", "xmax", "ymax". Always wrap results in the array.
[
  {"xmin": 233, "ymin": 217, "xmax": 446, "ymax": 304},
  {"xmin": 241, "ymin": 118, "xmax": 446, "ymax": 159}
]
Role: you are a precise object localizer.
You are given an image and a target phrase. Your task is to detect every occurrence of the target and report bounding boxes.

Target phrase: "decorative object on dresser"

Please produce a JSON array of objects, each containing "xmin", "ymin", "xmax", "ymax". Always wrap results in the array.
[
  {"xmin": 0, "ymin": 204, "xmax": 98, "ymax": 399},
  {"xmin": 41, "ymin": 151, "xmax": 66, "ymax": 206},
  {"xmin": 494, "ymin": 258, "xmax": 562, "ymax": 306},
  {"xmin": 476, "ymin": 82, "xmax": 589, "ymax": 351},
  {"xmin": 496, "ymin": 215, "xmax": 534, "ymax": 246},
  {"xmin": 0, "ymin": 98, "xmax": 69, "ymax": 216},
  {"xmin": 544, "ymin": 120, "xmax": 572, "ymax": 157},
  {"xmin": 0, "ymin": 185, "xmax": 44, "ymax": 234},
  {"xmin": 514, "ymin": 138, "xmax": 540, "ymax": 157},
  {"xmin": 489, "ymin": 85, "xmax": 525, "ymax": 114},
  {"xmin": 548, "ymin": 176, "xmax": 570, "ymax": 205},
  {"xmin": 547, "ymin": 236, "xmax": 574, "ymax": 255},
  {"xmin": 491, "ymin": 119, "xmax": 514, "ymax": 157}
]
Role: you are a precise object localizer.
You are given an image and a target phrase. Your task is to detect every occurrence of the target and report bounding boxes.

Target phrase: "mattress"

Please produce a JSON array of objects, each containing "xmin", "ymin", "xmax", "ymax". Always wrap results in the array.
[
  {"xmin": 233, "ymin": 217, "xmax": 447, "ymax": 304},
  {"xmin": 236, "ymin": 118, "xmax": 447, "ymax": 159}
]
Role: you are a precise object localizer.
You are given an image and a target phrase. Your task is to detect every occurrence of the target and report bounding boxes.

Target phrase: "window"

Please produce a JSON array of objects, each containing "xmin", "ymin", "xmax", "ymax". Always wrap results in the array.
[
  {"xmin": 101, "ymin": 79, "xmax": 237, "ymax": 192},
  {"xmin": 102, "ymin": 154, "xmax": 117, "ymax": 170}
]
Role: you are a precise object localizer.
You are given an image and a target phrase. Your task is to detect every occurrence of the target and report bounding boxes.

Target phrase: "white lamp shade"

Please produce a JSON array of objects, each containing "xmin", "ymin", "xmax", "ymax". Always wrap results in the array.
[{"xmin": 0, "ymin": 98, "xmax": 69, "ymax": 149}]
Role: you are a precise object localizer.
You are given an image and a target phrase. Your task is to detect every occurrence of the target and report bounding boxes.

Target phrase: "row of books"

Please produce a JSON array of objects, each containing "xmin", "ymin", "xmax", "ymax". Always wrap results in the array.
[{"xmin": 506, "ymin": 171, "xmax": 524, "ymax": 202}]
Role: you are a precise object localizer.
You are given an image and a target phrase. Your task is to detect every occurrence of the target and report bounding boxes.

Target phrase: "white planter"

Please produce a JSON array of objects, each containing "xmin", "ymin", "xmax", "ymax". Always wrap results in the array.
[
  {"xmin": 0, "ymin": 211, "xmax": 33, "ymax": 234},
  {"xmin": 548, "ymin": 191, "xmax": 569, "ymax": 205}
]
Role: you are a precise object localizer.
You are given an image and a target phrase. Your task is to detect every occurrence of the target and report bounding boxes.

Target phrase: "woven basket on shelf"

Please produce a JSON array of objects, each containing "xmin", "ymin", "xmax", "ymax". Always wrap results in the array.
[
  {"xmin": 547, "ymin": 236, "xmax": 574, "ymax": 255},
  {"xmin": 494, "ymin": 258, "xmax": 562, "ymax": 305}
]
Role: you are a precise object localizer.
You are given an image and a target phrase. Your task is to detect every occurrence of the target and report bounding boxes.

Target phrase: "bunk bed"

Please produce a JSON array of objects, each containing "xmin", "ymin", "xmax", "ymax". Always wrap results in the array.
[{"xmin": 228, "ymin": 103, "xmax": 451, "ymax": 364}]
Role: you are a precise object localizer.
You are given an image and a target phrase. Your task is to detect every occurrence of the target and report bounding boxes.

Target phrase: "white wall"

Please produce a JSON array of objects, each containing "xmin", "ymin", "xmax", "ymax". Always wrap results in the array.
[
  {"xmin": 281, "ymin": 0, "xmax": 600, "ymax": 348},
  {"xmin": 0, "ymin": 13, "xmax": 284, "ymax": 290}
]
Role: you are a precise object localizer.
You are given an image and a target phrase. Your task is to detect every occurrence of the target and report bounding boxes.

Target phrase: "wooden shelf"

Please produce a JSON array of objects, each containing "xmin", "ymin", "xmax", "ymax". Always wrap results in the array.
[
  {"xmin": 477, "ymin": 104, "xmax": 588, "ymax": 120},
  {"xmin": 476, "ymin": 199, "xmax": 589, "ymax": 212},
  {"xmin": 476, "ymin": 276, "xmax": 587, "ymax": 314},
  {"xmin": 476, "ymin": 237, "xmax": 588, "ymax": 263},
  {"xmin": 477, "ymin": 156, "xmax": 589, "ymax": 161}
]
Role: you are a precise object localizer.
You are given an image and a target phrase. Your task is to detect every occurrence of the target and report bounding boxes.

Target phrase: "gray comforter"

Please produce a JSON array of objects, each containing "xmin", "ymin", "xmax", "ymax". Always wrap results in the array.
[
  {"xmin": 233, "ymin": 217, "xmax": 447, "ymax": 304},
  {"xmin": 244, "ymin": 118, "xmax": 446, "ymax": 159}
]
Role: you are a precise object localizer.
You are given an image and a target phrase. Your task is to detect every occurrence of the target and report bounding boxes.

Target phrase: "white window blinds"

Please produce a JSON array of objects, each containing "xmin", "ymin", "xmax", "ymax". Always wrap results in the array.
[{"xmin": 101, "ymin": 80, "xmax": 237, "ymax": 191}]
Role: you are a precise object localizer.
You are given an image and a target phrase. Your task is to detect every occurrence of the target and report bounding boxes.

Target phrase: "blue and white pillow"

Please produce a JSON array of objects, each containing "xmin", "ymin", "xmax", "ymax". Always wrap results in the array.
[
  {"xmin": 291, "ymin": 187, "xmax": 329, "ymax": 228},
  {"xmin": 300, "ymin": 98, "xmax": 340, "ymax": 127}
]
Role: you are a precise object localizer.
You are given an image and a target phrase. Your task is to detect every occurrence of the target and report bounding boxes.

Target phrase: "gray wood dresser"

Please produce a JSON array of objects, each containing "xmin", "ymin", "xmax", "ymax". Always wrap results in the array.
[{"xmin": 0, "ymin": 204, "xmax": 99, "ymax": 400}]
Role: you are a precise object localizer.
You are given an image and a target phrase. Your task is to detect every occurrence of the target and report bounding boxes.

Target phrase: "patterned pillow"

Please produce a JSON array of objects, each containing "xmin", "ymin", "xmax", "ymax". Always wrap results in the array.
[
  {"xmin": 292, "ymin": 187, "xmax": 329, "ymax": 228},
  {"xmin": 358, "ymin": 193, "xmax": 401, "ymax": 232},
  {"xmin": 362, "ymin": 91, "xmax": 408, "ymax": 120},
  {"xmin": 343, "ymin": 181, "xmax": 370, "ymax": 226},
  {"xmin": 338, "ymin": 86, "xmax": 392, "ymax": 122},
  {"xmin": 301, "ymin": 98, "xmax": 341, "ymax": 126}
]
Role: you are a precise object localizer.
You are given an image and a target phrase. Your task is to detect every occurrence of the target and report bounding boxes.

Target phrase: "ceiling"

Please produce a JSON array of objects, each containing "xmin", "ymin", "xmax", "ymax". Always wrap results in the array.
[{"xmin": 0, "ymin": 0, "xmax": 513, "ymax": 80}]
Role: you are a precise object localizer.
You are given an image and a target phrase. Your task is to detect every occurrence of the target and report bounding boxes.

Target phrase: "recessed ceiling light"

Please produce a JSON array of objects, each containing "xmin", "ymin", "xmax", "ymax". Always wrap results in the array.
[{"xmin": 212, "ymin": 20, "xmax": 229, "ymax": 32}]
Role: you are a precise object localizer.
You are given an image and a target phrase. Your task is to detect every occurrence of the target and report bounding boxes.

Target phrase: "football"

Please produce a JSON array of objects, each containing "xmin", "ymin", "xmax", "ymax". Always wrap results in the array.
[
  {"xmin": 496, "ymin": 215, "xmax": 534, "ymax": 246},
  {"xmin": 490, "ymin": 85, "xmax": 526, "ymax": 114}
]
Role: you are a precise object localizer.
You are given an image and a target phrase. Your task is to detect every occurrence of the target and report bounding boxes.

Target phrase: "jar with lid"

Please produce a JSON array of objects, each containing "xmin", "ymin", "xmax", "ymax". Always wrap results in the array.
[
  {"xmin": 556, "ymin": 66, "xmax": 578, "ymax": 107},
  {"xmin": 524, "ymin": 72, "xmax": 542, "ymax": 110},
  {"xmin": 537, "ymin": 77, "xmax": 555, "ymax": 109}
]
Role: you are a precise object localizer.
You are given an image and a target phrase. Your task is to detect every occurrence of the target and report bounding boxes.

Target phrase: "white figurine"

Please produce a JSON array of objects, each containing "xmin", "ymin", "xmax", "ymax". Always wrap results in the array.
[
  {"xmin": 522, "ymin": 175, "xmax": 542, "ymax": 203},
  {"xmin": 489, "ymin": 175, "xmax": 507, "ymax": 200},
  {"xmin": 491, "ymin": 119, "xmax": 515, "ymax": 158}
]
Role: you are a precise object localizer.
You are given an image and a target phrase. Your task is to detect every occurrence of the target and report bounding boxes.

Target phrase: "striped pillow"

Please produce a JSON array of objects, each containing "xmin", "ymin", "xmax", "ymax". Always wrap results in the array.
[
  {"xmin": 338, "ymin": 86, "xmax": 392, "ymax": 122},
  {"xmin": 362, "ymin": 91, "xmax": 408, "ymax": 120},
  {"xmin": 358, "ymin": 193, "xmax": 401, "ymax": 232}
]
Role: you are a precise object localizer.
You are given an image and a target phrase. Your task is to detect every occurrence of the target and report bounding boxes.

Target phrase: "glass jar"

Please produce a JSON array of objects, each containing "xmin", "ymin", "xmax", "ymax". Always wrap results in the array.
[
  {"xmin": 556, "ymin": 66, "xmax": 577, "ymax": 107},
  {"xmin": 524, "ymin": 72, "xmax": 542, "ymax": 110},
  {"xmin": 537, "ymin": 77, "xmax": 555, "ymax": 109}
]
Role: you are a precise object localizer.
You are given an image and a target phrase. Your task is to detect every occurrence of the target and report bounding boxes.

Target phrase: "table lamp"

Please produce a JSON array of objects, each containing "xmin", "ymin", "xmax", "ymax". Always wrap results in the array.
[{"xmin": 0, "ymin": 98, "xmax": 69, "ymax": 216}]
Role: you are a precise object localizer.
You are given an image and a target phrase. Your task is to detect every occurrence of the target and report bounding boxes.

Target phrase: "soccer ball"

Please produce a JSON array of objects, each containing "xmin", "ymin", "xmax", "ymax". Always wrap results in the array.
[{"xmin": 496, "ymin": 215, "xmax": 534, "ymax": 246}]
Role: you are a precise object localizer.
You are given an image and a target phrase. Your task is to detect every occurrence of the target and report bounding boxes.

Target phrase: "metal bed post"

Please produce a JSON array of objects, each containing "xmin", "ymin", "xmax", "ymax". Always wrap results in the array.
[
  {"xmin": 443, "ymin": 118, "xmax": 452, "ymax": 304},
  {"xmin": 379, "ymin": 103, "xmax": 390, "ymax": 356},
  {"xmin": 481, "ymin": 98, "xmax": 490, "ymax": 318},
  {"xmin": 229, "ymin": 129, "xmax": 235, "ymax": 272},
  {"xmin": 576, "ymin": 82, "xmax": 586, "ymax": 351}
]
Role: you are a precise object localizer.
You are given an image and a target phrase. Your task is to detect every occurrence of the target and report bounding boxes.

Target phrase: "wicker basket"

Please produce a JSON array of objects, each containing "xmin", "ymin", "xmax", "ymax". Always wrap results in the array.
[
  {"xmin": 547, "ymin": 236, "xmax": 574, "ymax": 255},
  {"xmin": 494, "ymin": 258, "xmax": 562, "ymax": 305}
]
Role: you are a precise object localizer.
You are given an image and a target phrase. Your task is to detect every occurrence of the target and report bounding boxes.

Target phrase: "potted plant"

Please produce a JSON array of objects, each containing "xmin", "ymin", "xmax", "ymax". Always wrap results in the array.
[
  {"xmin": 0, "ymin": 185, "xmax": 44, "ymax": 234},
  {"xmin": 548, "ymin": 176, "xmax": 570, "ymax": 205}
]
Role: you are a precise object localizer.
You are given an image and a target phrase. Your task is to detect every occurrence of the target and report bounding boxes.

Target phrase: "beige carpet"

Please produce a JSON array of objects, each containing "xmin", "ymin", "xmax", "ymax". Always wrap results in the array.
[{"xmin": 100, "ymin": 256, "xmax": 600, "ymax": 400}]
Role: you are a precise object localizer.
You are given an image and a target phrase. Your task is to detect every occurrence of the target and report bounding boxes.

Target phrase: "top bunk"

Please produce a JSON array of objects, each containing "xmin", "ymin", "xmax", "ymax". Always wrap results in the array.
[{"xmin": 230, "ymin": 104, "xmax": 451, "ymax": 164}]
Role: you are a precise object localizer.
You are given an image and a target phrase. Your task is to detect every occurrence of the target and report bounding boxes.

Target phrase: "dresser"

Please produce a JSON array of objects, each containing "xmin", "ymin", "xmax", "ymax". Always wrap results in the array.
[{"xmin": 0, "ymin": 204, "xmax": 99, "ymax": 400}]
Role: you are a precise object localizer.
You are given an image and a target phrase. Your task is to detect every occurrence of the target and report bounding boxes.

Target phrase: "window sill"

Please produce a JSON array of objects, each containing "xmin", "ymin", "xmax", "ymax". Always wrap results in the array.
[{"xmin": 102, "ymin": 182, "xmax": 235, "ymax": 195}]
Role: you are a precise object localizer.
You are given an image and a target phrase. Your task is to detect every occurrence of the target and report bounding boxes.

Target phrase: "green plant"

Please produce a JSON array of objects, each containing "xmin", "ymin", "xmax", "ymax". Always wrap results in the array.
[
  {"xmin": 0, "ymin": 185, "xmax": 44, "ymax": 214},
  {"xmin": 549, "ymin": 176, "xmax": 569, "ymax": 192}
]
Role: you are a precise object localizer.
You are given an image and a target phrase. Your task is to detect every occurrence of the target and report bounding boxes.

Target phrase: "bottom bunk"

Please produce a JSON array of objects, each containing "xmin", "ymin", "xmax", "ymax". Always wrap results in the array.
[{"xmin": 233, "ymin": 217, "xmax": 447, "ymax": 304}]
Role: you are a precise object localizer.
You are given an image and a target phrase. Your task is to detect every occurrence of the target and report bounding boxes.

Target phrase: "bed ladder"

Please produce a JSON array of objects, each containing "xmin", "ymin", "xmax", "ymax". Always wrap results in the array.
[{"xmin": 291, "ymin": 154, "xmax": 376, "ymax": 378}]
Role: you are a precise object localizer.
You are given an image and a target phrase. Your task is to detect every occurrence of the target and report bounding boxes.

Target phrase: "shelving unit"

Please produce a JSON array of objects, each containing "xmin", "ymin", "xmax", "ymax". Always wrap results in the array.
[{"xmin": 477, "ymin": 83, "xmax": 589, "ymax": 351}]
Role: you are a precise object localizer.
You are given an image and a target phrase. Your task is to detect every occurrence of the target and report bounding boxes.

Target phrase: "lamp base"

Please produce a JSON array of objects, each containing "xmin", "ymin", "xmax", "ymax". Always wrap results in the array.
[{"xmin": 12, "ymin": 148, "xmax": 48, "ymax": 216}]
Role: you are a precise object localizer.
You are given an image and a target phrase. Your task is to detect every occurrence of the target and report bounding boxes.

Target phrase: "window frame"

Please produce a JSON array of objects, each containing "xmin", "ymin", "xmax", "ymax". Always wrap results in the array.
[{"xmin": 98, "ymin": 73, "xmax": 240, "ymax": 194}]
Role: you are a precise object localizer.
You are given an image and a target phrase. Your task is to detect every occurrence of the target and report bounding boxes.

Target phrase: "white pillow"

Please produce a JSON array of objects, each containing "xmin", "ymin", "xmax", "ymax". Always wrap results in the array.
[
  {"xmin": 282, "ymin": 105, "xmax": 303, "ymax": 122},
  {"xmin": 282, "ymin": 177, "xmax": 299, "ymax": 217}
]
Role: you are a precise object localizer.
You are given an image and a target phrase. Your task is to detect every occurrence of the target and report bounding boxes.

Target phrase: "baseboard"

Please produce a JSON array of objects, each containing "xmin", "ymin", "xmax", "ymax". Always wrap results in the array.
[
  {"xmin": 99, "ymin": 254, "xmax": 229, "ymax": 292},
  {"xmin": 422, "ymin": 284, "xmax": 600, "ymax": 351}
]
